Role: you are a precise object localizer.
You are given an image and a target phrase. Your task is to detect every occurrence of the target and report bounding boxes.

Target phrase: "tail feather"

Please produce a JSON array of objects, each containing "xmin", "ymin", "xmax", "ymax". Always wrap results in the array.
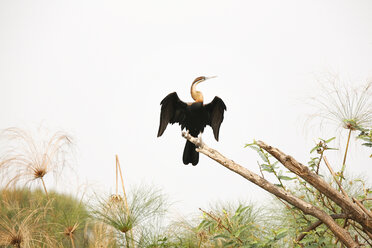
[{"xmin": 183, "ymin": 140, "xmax": 199, "ymax": 166}]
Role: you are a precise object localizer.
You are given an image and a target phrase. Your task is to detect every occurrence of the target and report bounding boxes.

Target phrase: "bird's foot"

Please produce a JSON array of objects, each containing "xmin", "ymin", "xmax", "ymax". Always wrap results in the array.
[
  {"xmin": 182, "ymin": 130, "xmax": 190, "ymax": 138},
  {"xmin": 196, "ymin": 134, "xmax": 203, "ymax": 148}
]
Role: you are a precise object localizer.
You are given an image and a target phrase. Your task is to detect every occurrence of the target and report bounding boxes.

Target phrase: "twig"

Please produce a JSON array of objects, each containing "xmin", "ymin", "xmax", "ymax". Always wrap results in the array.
[
  {"xmin": 336, "ymin": 218, "xmax": 350, "ymax": 246},
  {"xmin": 323, "ymin": 156, "xmax": 350, "ymax": 200},
  {"xmin": 325, "ymin": 196, "xmax": 337, "ymax": 213},
  {"xmin": 257, "ymin": 161, "xmax": 265, "ymax": 178},
  {"xmin": 350, "ymin": 221, "xmax": 372, "ymax": 246},
  {"xmin": 296, "ymin": 213, "xmax": 348, "ymax": 242},
  {"xmin": 352, "ymin": 198, "xmax": 372, "ymax": 219},
  {"xmin": 316, "ymin": 151, "xmax": 324, "ymax": 174}
]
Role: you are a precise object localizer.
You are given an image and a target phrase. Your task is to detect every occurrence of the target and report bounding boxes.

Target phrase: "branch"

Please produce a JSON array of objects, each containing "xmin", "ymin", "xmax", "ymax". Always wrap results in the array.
[
  {"xmin": 182, "ymin": 132, "xmax": 359, "ymax": 248},
  {"xmin": 256, "ymin": 140, "xmax": 372, "ymax": 234}
]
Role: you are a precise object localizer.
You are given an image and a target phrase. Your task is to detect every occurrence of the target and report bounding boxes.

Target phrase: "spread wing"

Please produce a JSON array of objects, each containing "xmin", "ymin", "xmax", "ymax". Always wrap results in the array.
[
  {"xmin": 205, "ymin": 96, "xmax": 227, "ymax": 141},
  {"xmin": 157, "ymin": 92, "xmax": 188, "ymax": 137}
]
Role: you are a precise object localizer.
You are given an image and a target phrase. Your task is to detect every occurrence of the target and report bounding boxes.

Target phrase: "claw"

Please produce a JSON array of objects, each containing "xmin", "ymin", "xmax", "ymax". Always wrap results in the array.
[
  {"xmin": 196, "ymin": 133, "xmax": 203, "ymax": 148},
  {"xmin": 182, "ymin": 130, "xmax": 190, "ymax": 138}
]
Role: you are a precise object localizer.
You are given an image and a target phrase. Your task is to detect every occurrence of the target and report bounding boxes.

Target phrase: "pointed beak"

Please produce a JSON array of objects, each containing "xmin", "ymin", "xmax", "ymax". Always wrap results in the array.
[{"xmin": 205, "ymin": 76, "xmax": 217, "ymax": 80}]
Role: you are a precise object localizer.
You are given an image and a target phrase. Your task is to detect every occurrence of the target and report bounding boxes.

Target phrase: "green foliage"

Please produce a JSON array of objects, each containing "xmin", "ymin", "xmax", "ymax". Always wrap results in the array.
[
  {"xmin": 309, "ymin": 137, "xmax": 336, "ymax": 154},
  {"xmin": 136, "ymin": 224, "xmax": 171, "ymax": 248},
  {"xmin": 357, "ymin": 127, "xmax": 372, "ymax": 157},
  {"xmin": 246, "ymin": 141, "xmax": 296, "ymax": 189},
  {"xmin": 308, "ymin": 137, "xmax": 337, "ymax": 174}
]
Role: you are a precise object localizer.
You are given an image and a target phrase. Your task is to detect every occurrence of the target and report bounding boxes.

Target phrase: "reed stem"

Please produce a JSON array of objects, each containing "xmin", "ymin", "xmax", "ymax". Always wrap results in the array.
[
  {"xmin": 116, "ymin": 155, "xmax": 135, "ymax": 248},
  {"xmin": 116, "ymin": 158, "xmax": 118, "ymax": 196},
  {"xmin": 340, "ymin": 129, "xmax": 352, "ymax": 183},
  {"xmin": 40, "ymin": 177, "xmax": 49, "ymax": 199},
  {"xmin": 70, "ymin": 235, "xmax": 76, "ymax": 248}
]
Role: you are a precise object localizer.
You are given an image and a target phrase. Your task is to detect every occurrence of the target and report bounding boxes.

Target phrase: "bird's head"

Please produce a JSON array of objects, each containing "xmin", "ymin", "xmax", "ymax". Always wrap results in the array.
[
  {"xmin": 191, "ymin": 76, "xmax": 217, "ymax": 102},
  {"xmin": 192, "ymin": 76, "xmax": 217, "ymax": 86}
]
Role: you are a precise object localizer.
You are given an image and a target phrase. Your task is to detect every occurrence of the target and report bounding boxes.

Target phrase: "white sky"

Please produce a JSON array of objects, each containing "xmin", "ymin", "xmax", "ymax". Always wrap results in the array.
[{"xmin": 1, "ymin": 0, "xmax": 371, "ymax": 214}]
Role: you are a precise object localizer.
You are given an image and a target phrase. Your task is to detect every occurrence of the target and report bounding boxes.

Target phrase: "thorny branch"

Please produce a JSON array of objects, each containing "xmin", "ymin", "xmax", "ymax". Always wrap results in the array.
[{"xmin": 181, "ymin": 132, "xmax": 372, "ymax": 248}]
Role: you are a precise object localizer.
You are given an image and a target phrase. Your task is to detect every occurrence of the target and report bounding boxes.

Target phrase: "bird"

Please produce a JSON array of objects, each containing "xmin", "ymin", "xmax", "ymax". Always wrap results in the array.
[{"xmin": 157, "ymin": 76, "xmax": 226, "ymax": 166}]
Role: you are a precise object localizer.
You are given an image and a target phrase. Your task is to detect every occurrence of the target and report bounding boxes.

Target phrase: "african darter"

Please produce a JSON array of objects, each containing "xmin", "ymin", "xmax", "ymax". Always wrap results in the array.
[{"xmin": 157, "ymin": 76, "xmax": 226, "ymax": 165}]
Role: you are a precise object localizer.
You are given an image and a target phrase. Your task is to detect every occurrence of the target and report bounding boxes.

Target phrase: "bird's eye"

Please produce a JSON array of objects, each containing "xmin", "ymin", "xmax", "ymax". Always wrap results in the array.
[{"xmin": 193, "ymin": 76, "xmax": 204, "ymax": 84}]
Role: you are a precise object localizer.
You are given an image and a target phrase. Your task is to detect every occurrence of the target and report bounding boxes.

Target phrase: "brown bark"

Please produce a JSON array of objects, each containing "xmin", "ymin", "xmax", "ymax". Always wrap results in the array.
[{"xmin": 182, "ymin": 132, "xmax": 360, "ymax": 247}]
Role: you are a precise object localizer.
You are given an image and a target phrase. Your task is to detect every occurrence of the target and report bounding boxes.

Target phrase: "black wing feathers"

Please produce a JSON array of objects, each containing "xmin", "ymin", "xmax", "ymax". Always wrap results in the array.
[
  {"xmin": 205, "ymin": 96, "xmax": 226, "ymax": 141},
  {"xmin": 157, "ymin": 92, "xmax": 187, "ymax": 137}
]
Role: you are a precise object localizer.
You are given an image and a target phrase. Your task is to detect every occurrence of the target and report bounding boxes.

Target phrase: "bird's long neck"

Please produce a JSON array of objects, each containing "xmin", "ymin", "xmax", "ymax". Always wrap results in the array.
[{"xmin": 191, "ymin": 82, "xmax": 204, "ymax": 103}]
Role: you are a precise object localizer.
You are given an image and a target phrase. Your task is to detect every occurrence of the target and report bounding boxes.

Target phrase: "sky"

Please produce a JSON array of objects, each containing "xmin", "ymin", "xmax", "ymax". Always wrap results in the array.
[{"xmin": 0, "ymin": 0, "xmax": 371, "ymax": 215}]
